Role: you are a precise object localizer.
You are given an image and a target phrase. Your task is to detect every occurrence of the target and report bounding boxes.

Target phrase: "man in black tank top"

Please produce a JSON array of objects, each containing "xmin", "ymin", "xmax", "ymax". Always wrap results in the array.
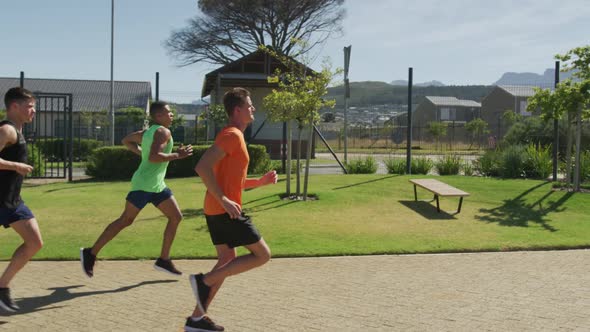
[{"xmin": 0, "ymin": 87, "xmax": 43, "ymax": 312}]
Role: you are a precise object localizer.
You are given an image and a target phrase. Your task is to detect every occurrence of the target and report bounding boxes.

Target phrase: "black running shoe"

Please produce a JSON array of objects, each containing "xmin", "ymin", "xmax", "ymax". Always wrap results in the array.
[
  {"xmin": 0, "ymin": 288, "xmax": 19, "ymax": 312},
  {"xmin": 189, "ymin": 273, "xmax": 211, "ymax": 313},
  {"xmin": 184, "ymin": 316, "xmax": 224, "ymax": 332},
  {"xmin": 154, "ymin": 258, "xmax": 182, "ymax": 276},
  {"xmin": 80, "ymin": 247, "xmax": 96, "ymax": 278}
]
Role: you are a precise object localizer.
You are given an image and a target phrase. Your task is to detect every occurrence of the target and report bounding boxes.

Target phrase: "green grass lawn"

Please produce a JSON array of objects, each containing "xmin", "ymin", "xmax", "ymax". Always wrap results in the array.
[{"xmin": 1, "ymin": 175, "xmax": 589, "ymax": 260}]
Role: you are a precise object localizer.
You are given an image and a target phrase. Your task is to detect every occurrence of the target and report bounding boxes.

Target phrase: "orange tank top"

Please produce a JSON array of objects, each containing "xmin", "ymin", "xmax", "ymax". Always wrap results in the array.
[{"xmin": 204, "ymin": 126, "xmax": 249, "ymax": 215}]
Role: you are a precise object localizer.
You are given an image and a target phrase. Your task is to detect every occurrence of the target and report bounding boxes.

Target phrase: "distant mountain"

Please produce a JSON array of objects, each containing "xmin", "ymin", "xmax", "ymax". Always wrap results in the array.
[
  {"xmin": 327, "ymin": 81, "xmax": 492, "ymax": 107},
  {"xmin": 390, "ymin": 80, "xmax": 445, "ymax": 87},
  {"xmin": 494, "ymin": 68, "xmax": 575, "ymax": 86}
]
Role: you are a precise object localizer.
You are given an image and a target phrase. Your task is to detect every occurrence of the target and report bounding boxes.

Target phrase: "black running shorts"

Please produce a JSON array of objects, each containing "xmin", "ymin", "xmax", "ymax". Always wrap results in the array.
[{"xmin": 205, "ymin": 213, "xmax": 261, "ymax": 248}]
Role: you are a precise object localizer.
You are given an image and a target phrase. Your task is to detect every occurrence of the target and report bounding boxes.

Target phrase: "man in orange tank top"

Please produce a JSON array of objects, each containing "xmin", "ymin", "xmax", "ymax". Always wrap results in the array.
[{"xmin": 184, "ymin": 87, "xmax": 277, "ymax": 332}]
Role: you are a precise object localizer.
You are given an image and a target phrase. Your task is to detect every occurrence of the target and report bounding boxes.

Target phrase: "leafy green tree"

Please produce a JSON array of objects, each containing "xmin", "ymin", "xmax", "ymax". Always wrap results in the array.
[
  {"xmin": 262, "ymin": 44, "xmax": 337, "ymax": 200},
  {"xmin": 0, "ymin": 109, "xmax": 6, "ymax": 119},
  {"xmin": 527, "ymin": 45, "xmax": 590, "ymax": 191},
  {"xmin": 427, "ymin": 121, "xmax": 447, "ymax": 151},
  {"xmin": 465, "ymin": 118, "xmax": 490, "ymax": 149}
]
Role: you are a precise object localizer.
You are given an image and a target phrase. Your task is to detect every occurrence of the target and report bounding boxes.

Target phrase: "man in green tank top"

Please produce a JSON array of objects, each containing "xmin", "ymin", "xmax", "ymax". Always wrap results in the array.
[{"xmin": 80, "ymin": 101, "xmax": 193, "ymax": 278}]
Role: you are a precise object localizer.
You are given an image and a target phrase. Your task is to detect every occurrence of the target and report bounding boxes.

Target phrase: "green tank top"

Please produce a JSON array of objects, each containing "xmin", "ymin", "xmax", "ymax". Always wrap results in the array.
[{"xmin": 130, "ymin": 125, "xmax": 173, "ymax": 192}]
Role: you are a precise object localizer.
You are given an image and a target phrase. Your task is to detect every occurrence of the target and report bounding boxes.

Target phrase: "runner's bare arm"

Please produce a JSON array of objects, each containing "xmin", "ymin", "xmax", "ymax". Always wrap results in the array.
[
  {"xmin": 244, "ymin": 170, "xmax": 278, "ymax": 189},
  {"xmin": 148, "ymin": 127, "xmax": 192, "ymax": 162},
  {"xmin": 0, "ymin": 125, "xmax": 33, "ymax": 175},
  {"xmin": 121, "ymin": 130, "xmax": 145, "ymax": 156}
]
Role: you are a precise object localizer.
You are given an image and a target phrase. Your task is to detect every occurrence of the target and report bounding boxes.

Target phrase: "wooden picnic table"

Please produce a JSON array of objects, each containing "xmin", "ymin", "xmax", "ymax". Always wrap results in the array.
[{"xmin": 409, "ymin": 179, "xmax": 470, "ymax": 214}]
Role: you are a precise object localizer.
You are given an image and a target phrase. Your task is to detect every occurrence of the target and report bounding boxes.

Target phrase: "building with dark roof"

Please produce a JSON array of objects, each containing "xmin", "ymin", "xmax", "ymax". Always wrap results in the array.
[
  {"xmin": 481, "ymin": 85, "xmax": 547, "ymax": 138},
  {"xmin": 0, "ymin": 77, "xmax": 151, "ymax": 141},
  {"xmin": 414, "ymin": 96, "xmax": 481, "ymax": 126},
  {"xmin": 200, "ymin": 49, "xmax": 316, "ymax": 158}
]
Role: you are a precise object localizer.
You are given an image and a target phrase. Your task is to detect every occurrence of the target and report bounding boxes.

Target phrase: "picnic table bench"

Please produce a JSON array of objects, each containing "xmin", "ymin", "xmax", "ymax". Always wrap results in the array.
[{"xmin": 409, "ymin": 179, "xmax": 470, "ymax": 214}]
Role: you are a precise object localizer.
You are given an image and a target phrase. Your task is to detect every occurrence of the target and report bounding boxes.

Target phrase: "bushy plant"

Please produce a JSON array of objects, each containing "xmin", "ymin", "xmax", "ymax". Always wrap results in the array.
[
  {"xmin": 435, "ymin": 155, "xmax": 462, "ymax": 175},
  {"xmin": 582, "ymin": 151, "xmax": 590, "ymax": 183},
  {"xmin": 36, "ymin": 138, "xmax": 103, "ymax": 161},
  {"xmin": 523, "ymin": 144, "xmax": 552, "ymax": 180},
  {"xmin": 346, "ymin": 156, "xmax": 378, "ymax": 174},
  {"xmin": 474, "ymin": 149, "xmax": 501, "ymax": 177},
  {"xmin": 462, "ymin": 161, "xmax": 474, "ymax": 176},
  {"xmin": 86, "ymin": 146, "xmax": 140, "ymax": 179},
  {"xmin": 165, "ymin": 145, "xmax": 209, "ymax": 178},
  {"xmin": 384, "ymin": 158, "xmax": 406, "ymax": 174},
  {"xmin": 411, "ymin": 157, "xmax": 433, "ymax": 175},
  {"xmin": 247, "ymin": 144, "xmax": 271, "ymax": 175},
  {"xmin": 500, "ymin": 145, "xmax": 526, "ymax": 178},
  {"xmin": 26, "ymin": 144, "xmax": 45, "ymax": 177}
]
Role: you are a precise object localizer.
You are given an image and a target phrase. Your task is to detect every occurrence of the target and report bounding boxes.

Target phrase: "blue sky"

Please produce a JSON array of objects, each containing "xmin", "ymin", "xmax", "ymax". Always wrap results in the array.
[{"xmin": 2, "ymin": 0, "xmax": 589, "ymax": 103}]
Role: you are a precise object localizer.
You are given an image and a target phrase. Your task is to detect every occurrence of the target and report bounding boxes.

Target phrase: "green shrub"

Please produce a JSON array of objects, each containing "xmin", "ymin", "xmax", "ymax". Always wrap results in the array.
[
  {"xmin": 36, "ymin": 138, "xmax": 103, "ymax": 161},
  {"xmin": 523, "ymin": 144, "xmax": 552, "ymax": 180},
  {"xmin": 435, "ymin": 155, "xmax": 462, "ymax": 175},
  {"xmin": 26, "ymin": 144, "xmax": 45, "ymax": 177},
  {"xmin": 462, "ymin": 161, "xmax": 474, "ymax": 176},
  {"xmin": 346, "ymin": 156, "xmax": 378, "ymax": 174},
  {"xmin": 259, "ymin": 159, "xmax": 298, "ymax": 175},
  {"xmin": 500, "ymin": 145, "xmax": 526, "ymax": 178},
  {"xmin": 384, "ymin": 158, "xmax": 406, "ymax": 174},
  {"xmin": 247, "ymin": 144, "xmax": 271, "ymax": 175},
  {"xmin": 474, "ymin": 150, "xmax": 501, "ymax": 177},
  {"xmin": 411, "ymin": 157, "xmax": 433, "ymax": 175},
  {"xmin": 582, "ymin": 151, "xmax": 590, "ymax": 183},
  {"xmin": 86, "ymin": 147, "xmax": 140, "ymax": 179},
  {"xmin": 165, "ymin": 145, "xmax": 209, "ymax": 178}
]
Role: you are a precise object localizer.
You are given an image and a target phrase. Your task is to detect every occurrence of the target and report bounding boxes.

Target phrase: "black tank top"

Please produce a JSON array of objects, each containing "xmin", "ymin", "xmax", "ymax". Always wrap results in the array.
[{"xmin": 0, "ymin": 120, "xmax": 27, "ymax": 209}]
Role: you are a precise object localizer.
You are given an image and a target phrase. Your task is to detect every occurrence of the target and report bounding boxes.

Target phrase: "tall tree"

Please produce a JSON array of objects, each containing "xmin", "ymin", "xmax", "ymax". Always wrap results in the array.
[
  {"xmin": 262, "ymin": 45, "xmax": 337, "ymax": 200},
  {"xmin": 166, "ymin": 0, "xmax": 345, "ymax": 66}
]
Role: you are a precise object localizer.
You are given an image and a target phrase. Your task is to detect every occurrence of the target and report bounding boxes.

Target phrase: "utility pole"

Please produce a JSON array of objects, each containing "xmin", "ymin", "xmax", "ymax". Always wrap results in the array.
[{"xmin": 343, "ymin": 45, "xmax": 351, "ymax": 164}]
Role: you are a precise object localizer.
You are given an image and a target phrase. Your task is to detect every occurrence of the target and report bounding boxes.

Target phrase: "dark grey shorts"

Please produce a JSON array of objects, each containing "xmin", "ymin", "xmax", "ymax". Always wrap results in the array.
[
  {"xmin": 126, "ymin": 187, "xmax": 173, "ymax": 209},
  {"xmin": 205, "ymin": 213, "xmax": 261, "ymax": 248},
  {"xmin": 0, "ymin": 201, "xmax": 35, "ymax": 228}
]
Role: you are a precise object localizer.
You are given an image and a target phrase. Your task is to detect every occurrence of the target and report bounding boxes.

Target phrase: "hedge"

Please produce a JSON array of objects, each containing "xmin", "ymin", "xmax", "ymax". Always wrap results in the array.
[
  {"xmin": 86, "ymin": 144, "xmax": 271, "ymax": 180},
  {"xmin": 27, "ymin": 144, "xmax": 45, "ymax": 177},
  {"xmin": 36, "ymin": 138, "xmax": 103, "ymax": 161}
]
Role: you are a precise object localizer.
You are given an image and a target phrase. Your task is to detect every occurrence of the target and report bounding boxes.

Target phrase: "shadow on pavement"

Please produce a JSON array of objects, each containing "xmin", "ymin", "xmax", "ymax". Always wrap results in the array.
[{"xmin": 4, "ymin": 279, "xmax": 178, "ymax": 316}]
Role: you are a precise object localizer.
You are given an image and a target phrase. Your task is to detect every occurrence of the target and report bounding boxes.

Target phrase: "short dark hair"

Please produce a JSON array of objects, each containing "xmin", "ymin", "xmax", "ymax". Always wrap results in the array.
[
  {"xmin": 4, "ymin": 87, "xmax": 35, "ymax": 109},
  {"xmin": 149, "ymin": 101, "xmax": 169, "ymax": 118},
  {"xmin": 223, "ymin": 87, "xmax": 250, "ymax": 117}
]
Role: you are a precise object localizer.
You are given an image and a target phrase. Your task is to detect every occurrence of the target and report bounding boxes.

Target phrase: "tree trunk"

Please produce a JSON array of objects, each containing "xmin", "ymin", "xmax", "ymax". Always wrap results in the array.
[
  {"xmin": 303, "ymin": 120, "xmax": 314, "ymax": 201},
  {"xmin": 573, "ymin": 105, "xmax": 582, "ymax": 191},
  {"xmin": 286, "ymin": 120, "xmax": 292, "ymax": 196},
  {"xmin": 296, "ymin": 124, "xmax": 303, "ymax": 196}
]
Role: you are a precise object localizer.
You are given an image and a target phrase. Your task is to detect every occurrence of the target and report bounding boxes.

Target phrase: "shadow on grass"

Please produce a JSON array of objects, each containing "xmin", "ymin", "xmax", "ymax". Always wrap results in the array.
[
  {"xmin": 248, "ymin": 200, "xmax": 298, "ymax": 212},
  {"xmin": 333, "ymin": 175, "xmax": 400, "ymax": 190},
  {"xmin": 400, "ymin": 200, "xmax": 456, "ymax": 220},
  {"xmin": 475, "ymin": 181, "xmax": 573, "ymax": 232},
  {"xmin": 4, "ymin": 280, "xmax": 177, "ymax": 316},
  {"xmin": 242, "ymin": 194, "xmax": 281, "ymax": 205}
]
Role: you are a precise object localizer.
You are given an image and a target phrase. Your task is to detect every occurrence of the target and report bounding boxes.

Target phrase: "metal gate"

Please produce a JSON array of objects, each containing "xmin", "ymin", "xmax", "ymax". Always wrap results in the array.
[{"xmin": 24, "ymin": 93, "xmax": 73, "ymax": 180}]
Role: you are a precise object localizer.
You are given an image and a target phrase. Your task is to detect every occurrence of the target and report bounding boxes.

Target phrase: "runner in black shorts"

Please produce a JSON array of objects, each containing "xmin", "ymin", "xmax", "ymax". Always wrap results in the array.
[
  {"xmin": 0, "ymin": 88, "xmax": 44, "ymax": 312},
  {"xmin": 184, "ymin": 88, "xmax": 277, "ymax": 332}
]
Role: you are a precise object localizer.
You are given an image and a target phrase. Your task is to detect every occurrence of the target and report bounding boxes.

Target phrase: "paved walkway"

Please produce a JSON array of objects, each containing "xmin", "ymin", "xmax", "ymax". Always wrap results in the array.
[{"xmin": 1, "ymin": 250, "xmax": 589, "ymax": 331}]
